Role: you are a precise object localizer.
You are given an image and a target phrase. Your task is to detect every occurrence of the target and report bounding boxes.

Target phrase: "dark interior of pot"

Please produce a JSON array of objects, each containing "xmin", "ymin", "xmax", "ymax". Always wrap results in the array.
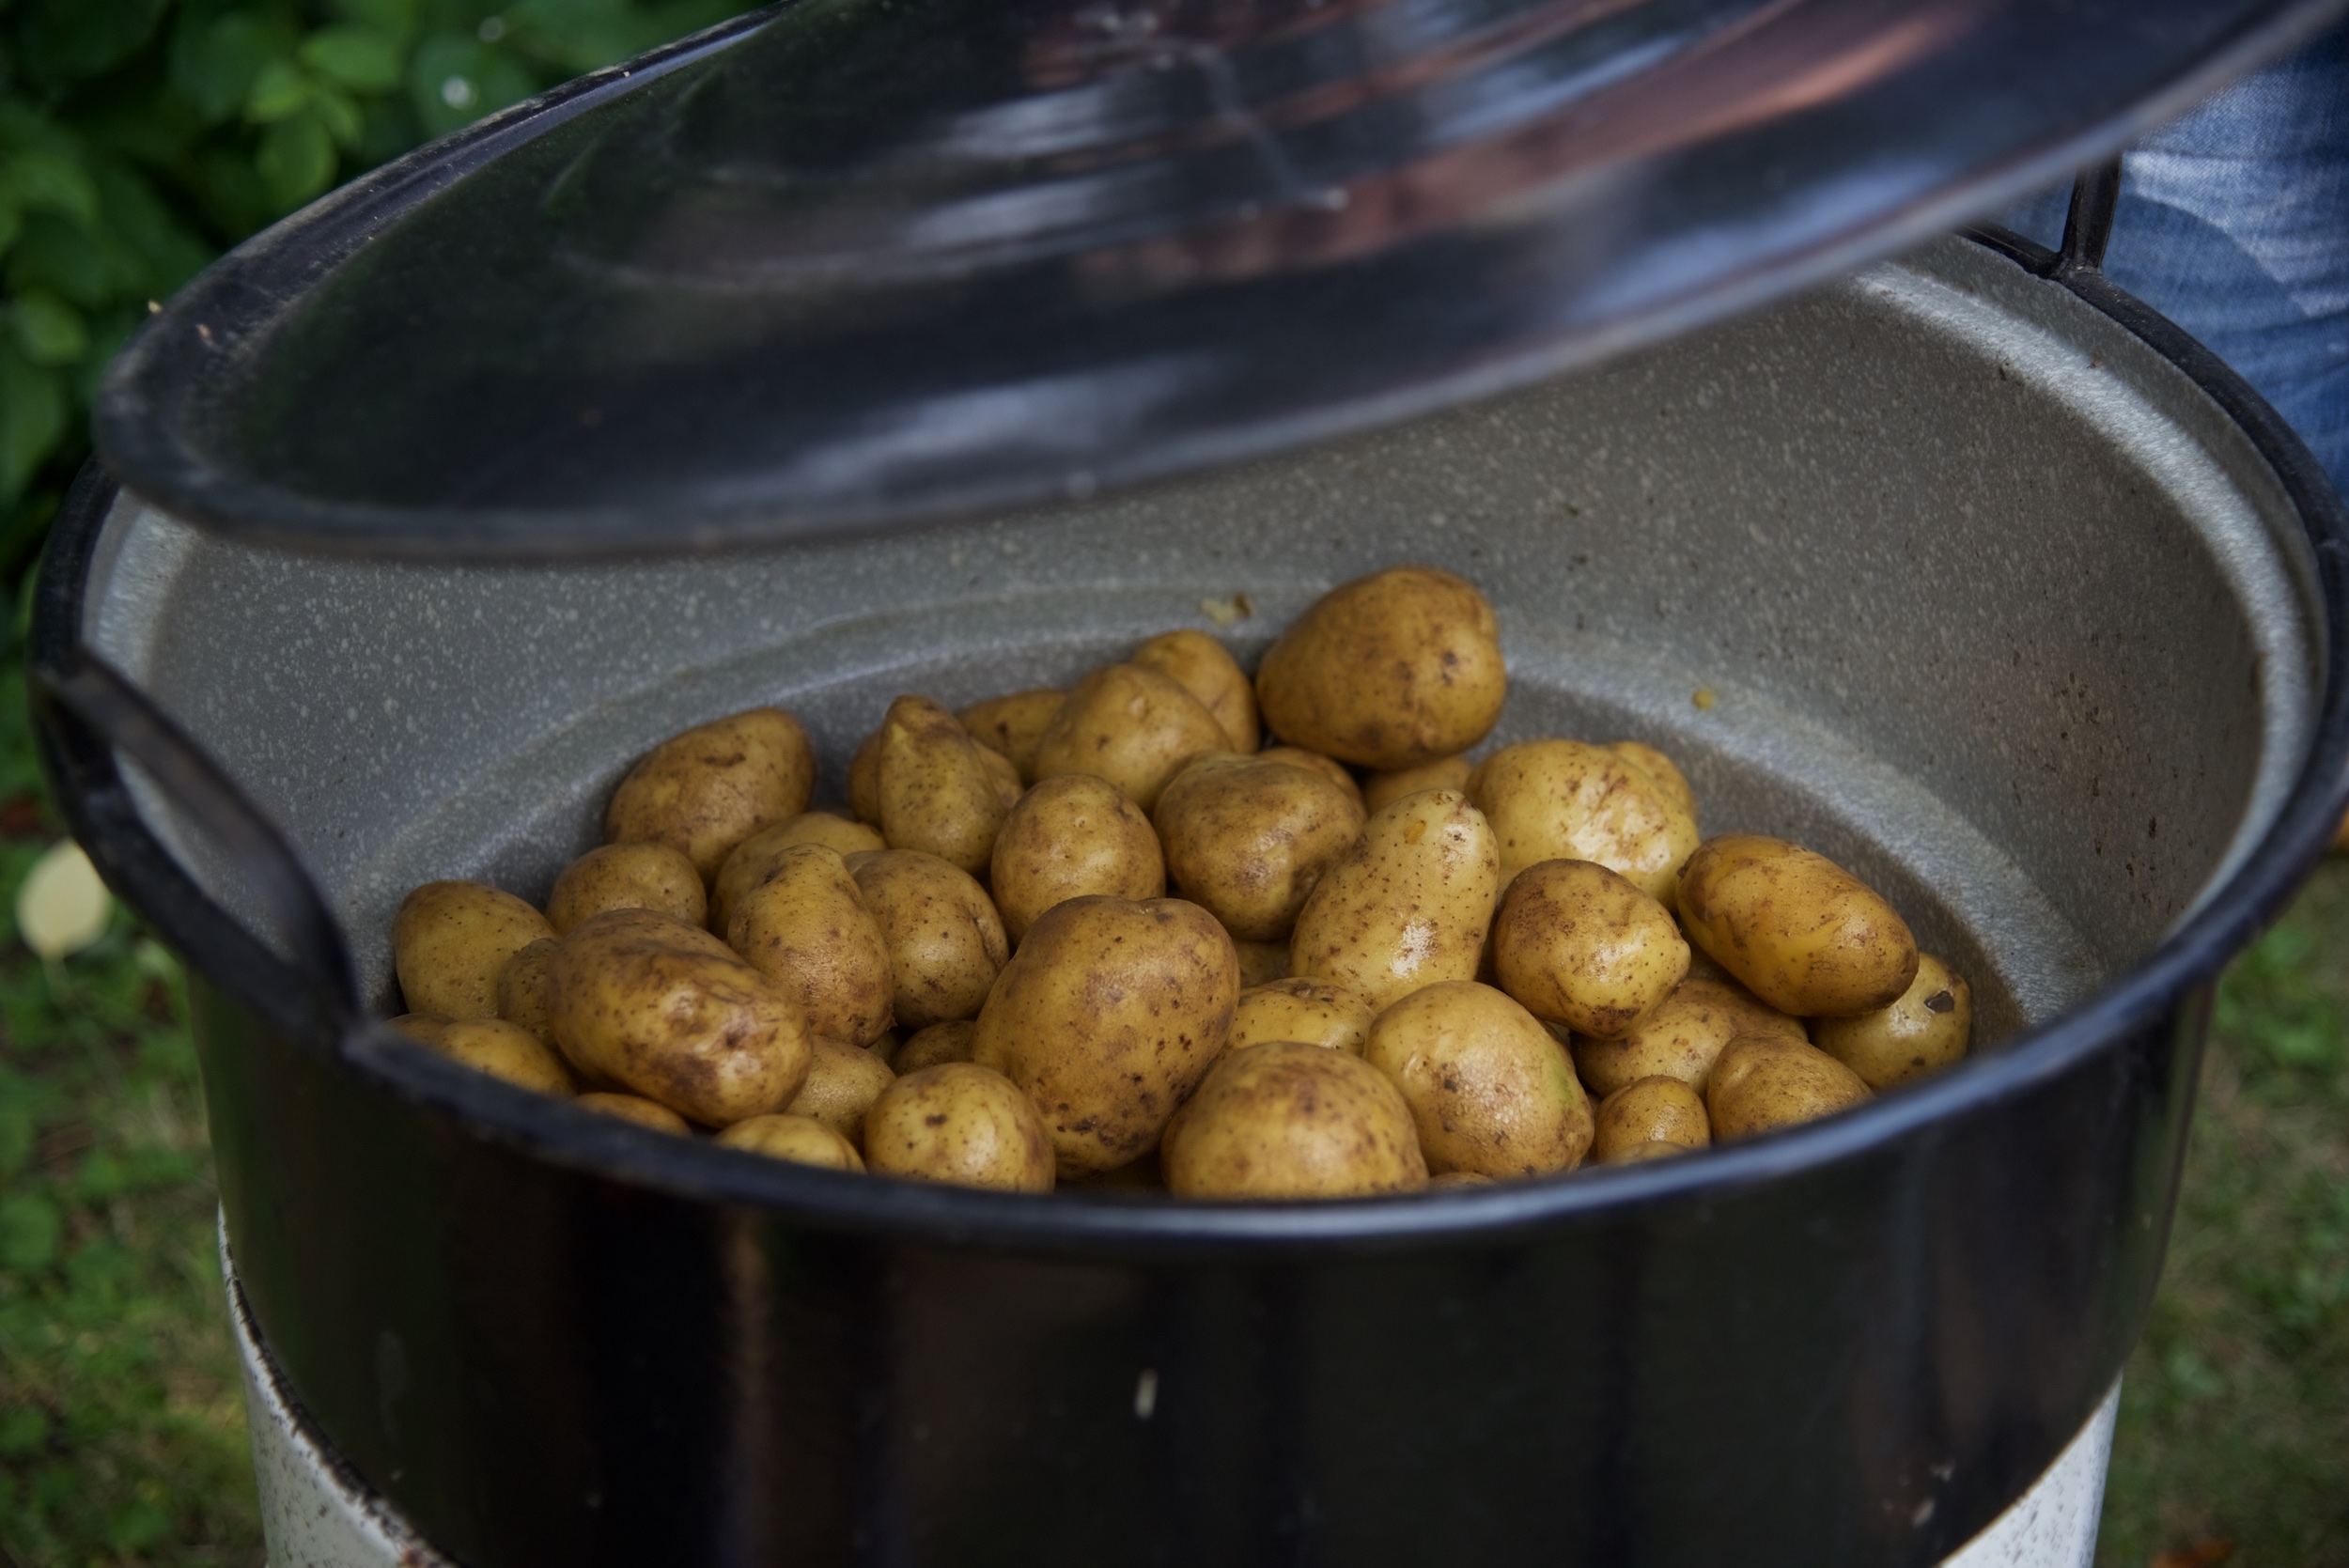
[{"xmin": 82, "ymin": 235, "xmax": 2317, "ymax": 1081}]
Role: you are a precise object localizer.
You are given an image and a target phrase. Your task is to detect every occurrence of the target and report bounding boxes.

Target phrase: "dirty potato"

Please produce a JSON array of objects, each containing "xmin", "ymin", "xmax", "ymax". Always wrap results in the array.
[
  {"xmin": 1030, "ymin": 662, "xmax": 1229, "ymax": 811},
  {"xmin": 863, "ymin": 1063, "xmax": 1055, "ymax": 1192},
  {"xmin": 976, "ymin": 745, "xmax": 1024, "ymax": 811},
  {"xmin": 849, "ymin": 849, "xmax": 1009, "ymax": 1030},
  {"xmin": 1133, "ymin": 629, "xmax": 1259, "ymax": 753},
  {"xmin": 960, "ymin": 689, "xmax": 1066, "ymax": 783},
  {"xmin": 783, "ymin": 1036, "xmax": 897, "ymax": 1150},
  {"xmin": 495, "ymin": 938, "xmax": 562, "ymax": 1048},
  {"xmin": 874, "ymin": 695, "xmax": 1010, "ymax": 876},
  {"xmin": 708, "ymin": 813, "xmax": 889, "ymax": 938},
  {"xmin": 605, "ymin": 707, "xmax": 816, "ymax": 879},
  {"xmin": 1154, "ymin": 752, "xmax": 1365, "ymax": 941},
  {"xmin": 1289, "ymin": 788, "xmax": 1499, "ymax": 1010},
  {"xmin": 428, "ymin": 1017, "xmax": 577, "ymax": 1096},
  {"xmin": 989, "ymin": 772, "xmax": 1165, "ymax": 943},
  {"xmin": 1362, "ymin": 754, "xmax": 1473, "ymax": 815},
  {"xmin": 1162, "ymin": 1040, "xmax": 1427, "ymax": 1199},
  {"xmin": 1705, "ymin": 1033, "xmax": 1873, "ymax": 1141},
  {"xmin": 576, "ymin": 1092, "xmax": 692, "ymax": 1134},
  {"xmin": 725, "ymin": 844, "xmax": 895, "ymax": 1047},
  {"xmin": 1566, "ymin": 973, "xmax": 1806, "ymax": 1098},
  {"xmin": 1611, "ymin": 740, "xmax": 1697, "ymax": 819},
  {"xmin": 719, "ymin": 1112, "xmax": 866, "ymax": 1172},
  {"xmin": 545, "ymin": 841, "xmax": 707, "ymax": 936},
  {"xmin": 1470, "ymin": 739, "xmax": 1700, "ymax": 904},
  {"xmin": 1256, "ymin": 746, "xmax": 1365, "ymax": 815},
  {"xmin": 1491, "ymin": 860, "xmax": 1689, "ymax": 1037},
  {"xmin": 1589, "ymin": 1076, "xmax": 1711, "ymax": 1163},
  {"xmin": 395, "ymin": 880, "xmax": 557, "ymax": 1020},
  {"xmin": 1362, "ymin": 980, "xmax": 1592, "ymax": 1177},
  {"xmin": 894, "ymin": 1019, "xmax": 978, "ymax": 1074},
  {"xmin": 1226, "ymin": 976, "xmax": 1376, "ymax": 1056},
  {"xmin": 1812, "ymin": 953, "xmax": 1972, "ymax": 1091},
  {"xmin": 1676, "ymin": 834, "xmax": 1920, "ymax": 1017}
]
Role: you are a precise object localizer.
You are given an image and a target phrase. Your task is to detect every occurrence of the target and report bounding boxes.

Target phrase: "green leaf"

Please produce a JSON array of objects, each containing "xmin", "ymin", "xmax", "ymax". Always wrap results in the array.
[
  {"xmin": 313, "ymin": 83, "xmax": 367, "ymax": 151},
  {"xmin": 0, "ymin": 345, "xmax": 67, "ymax": 504},
  {"xmin": 0, "ymin": 1191, "xmax": 63, "ymax": 1272},
  {"xmin": 8, "ymin": 290, "xmax": 86, "ymax": 367},
  {"xmin": 409, "ymin": 34, "xmax": 537, "ymax": 139},
  {"xmin": 334, "ymin": 0, "xmax": 421, "ymax": 37},
  {"xmin": 168, "ymin": 10, "xmax": 294, "ymax": 125},
  {"xmin": 255, "ymin": 112, "xmax": 337, "ymax": 210},
  {"xmin": 244, "ymin": 57, "xmax": 313, "ymax": 124},
  {"xmin": 301, "ymin": 26, "xmax": 407, "ymax": 94},
  {"xmin": 0, "ymin": 147, "xmax": 101, "ymax": 229}
]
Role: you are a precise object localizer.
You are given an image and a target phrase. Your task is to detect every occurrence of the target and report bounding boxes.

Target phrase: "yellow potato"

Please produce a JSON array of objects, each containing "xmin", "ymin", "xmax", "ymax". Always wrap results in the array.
[
  {"xmin": 849, "ymin": 849, "xmax": 1009, "ymax": 1030},
  {"xmin": 1589, "ymin": 1076, "xmax": 1711, "ymax": 1163},
  {"xmin": 576, "ymin": 1093, "xmax": 692, "ymax": 1135},
  {"xmin": 495, "ymin": 938, "xmax": 562, "ymax": 1049},
  {"xmin": 863, "ymin": 1063, "xmax": 1056, "ymax": 1192},
  {"xmin": 1289, "ymin": 788, "xmax": 1499, "ymax": 1010},
  {"xmin": 972, "ymin": 895, "xmax": 1238, "ymax": 1177},
  {"xmin": 386, "ymin": 1013, "xmax": 449, "ymax": 1048},
  {"xmin": 1362, "ymin": 981, "xmax": 1592, "ymax": 1177},
  {"xmin": 1676, "ymin": 834, "xmax": 1920, "ymax": 1016},
  {"xmin": 874, "ymin": 694, "xmax": 1010, "ymax": 877},
  {"xmin": 394, "ymin": 880, "xmax": 556, "ymax": 1019},
  {"xmin": 959, "ymin": 689, "xmax": 1066, "ymax": 783},
  {"xmin": 1362, "ymin": 754, "xmax": 1473, "ymax": 815},
  {"xmin": 550, "ymin": 908, "xmax": 811, "ymax": 1126},
  {"xmin": 1254, "ymin": 567, "xmax": 1506, "ymax": 768},
  {"xmin": 1566, "ymin": 973, "xmax": 1806, "ymax": 1098},
  {"xmin": 1470, "ymin": 739, "xmax": 1699, "ymax": 904},
  {"xmin": 1812, "ymin": 953, "xmax": 1972, "ymax": 1091},
  {"xmin": 976, "ymin": 744, "xmax": 1024, "ymax": 811},
  {"xmin": 545, "ymin": 841, "xmax": 706, "ymax": 936},
  {"xmin": 1030, "ymin": 662, "xmax": 1228, "ymax": 811},
  {"xmin": 725, "ymin": 844, "xmax": 895, "ymax": 1047},
  {"xmin": 1153, "ymin": 752, "xmax": 1365, "ymax": 941},
  {"xmin": 708, "ymin": 813, "xmax": 888, "ymax": 938},
  {"xmin": 848, "ymin": 727, "xmax": 882, "ymax": 825},
  {"xmin": 894, "ymin": 1018, "xmax": 978, "ymax": 1074},
  {"xmin": 1255, "ymin": 746, "xmax": 1365, "ymax": 815},
  {"xmin": 1162, "ymin": 1040, "xmax": 1427, "ymax": 1199},
  {"xmin": 1705, "ymin": 1033, "xmax": 1872, "ymax": 1141},
  {"xmin": 784, "ymin": 1036, "xmax": 897, "ymax": 1150},
  {"xmin": 1132, "ymin": 629, "xmax": 1260, "ymax": 753},
  {"xmin": 1604, "ymin": 1140, "xmax": 1698, "ymax": 1166},
  {"xmin": 989, "ymin": 773, "xmax": 1164, "ymax": 943},
  {"xmin": 605, "ymin": 707, "xmax": 815, "ymax": 879},
  {"xmin": 1426, "ymin": 1172, "xmax": 1495, "ymax": 1189},
  {"xmin": 430, "ymin": 1017, "xmax": 577, "ymax": 1097},
  {"xmin": 1490, "ymin": 859, "xmax": 1689, "ymax": 1037},
  {"xmin": 1227, "ymin": 976, "xmax": 1375, "ymax": 1056},
  {"xmin": 1610, "ymin": 740, "xmax": 1697, "ymax": 819},
  {"xmin": 719, "ymin": 1112, "xmax": 865, "ymax": 1172},
  {"xmin": 1232, "ymin": 939, "xmax": 1289, "ymax": 986}
]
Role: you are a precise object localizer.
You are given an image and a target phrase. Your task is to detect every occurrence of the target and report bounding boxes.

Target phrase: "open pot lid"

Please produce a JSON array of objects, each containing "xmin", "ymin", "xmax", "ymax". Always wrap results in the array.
[{"xmin": 97, "ymin": 0, "xmax": 2342, "ymax": 559}]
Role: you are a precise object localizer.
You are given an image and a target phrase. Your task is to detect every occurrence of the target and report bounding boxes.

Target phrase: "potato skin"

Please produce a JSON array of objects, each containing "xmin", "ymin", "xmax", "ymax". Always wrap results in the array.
[
  {"xmin": 959, "ymin": 689, "xmax": 1066, "ymax": 783},
  {"xmin": 1228, "ymin": 977, "xmax": 1375, "ymax": 1057},
  {"xmin": 1289, "ymin": 788, "xmax": 1500, "ymax": 1011},
  {"xmin": 1254, "ymin": 567, "xmax": 1506, "ymax": 768},
  {"xmin": 550, "ymin": 908, "xmax": 812, "ymax": 1126},
  {"xmin": 1133, "ymin": 629, "xmax": 1260, "ymax": 753},
  {"xmin": 848, "ymin": 728, "xmax": 883, "ymax": 825},
  {"xmin": 894, "ymin": 1019, "xmax": 978, "ymax": 1074},
  {"xmin": 989, "ymin": 773, "xmax": 1165, "ymax": 944},
  {"xmin": 395, "ymin": 880, "xmax": 556, "ymax": 1020},
  {"xmin": 709, "ymin": 814, "xmax": 888, "ymax": 937},
  {"xmin": 576, "ymin": 1092, "xmax": 692, "ymax": 1134},
  {"xmin": 1256, "ymin": 746, "xmax": 1366, "ymax": 815},
  {"xmin": 720, "ymin": 1112, "xmax": 866, "ymax": 1172},
  {"xmin": 1232, "ymin": 939, "xmax": 1289, "ymax": 987},
  {"xmin": 1812, "ymin": 953, "xmax": 1971, "ymax": 1090},
  {"xmin": 386, "ymin": 1014, "xmax": 449, "ymax": 1048},
  {"xmin": 546, "ymin": 842, "xmax": 707, "ymax": 936},
  {"xmin": 784, "ymin": 1036, "xmax": 897, "ymax": 1150},
  {"xmin": 1362, "ymin": 754, "xmax": 1472, "ymax": 816},
  {"xmin": 849, "ymin": 849, "xmax": 1008, "ymax": 1030},
  {"xmin": 1705, "ymin": 1033, "xmax": 1872, "ymax": 1141},
  {"xmin": 605, "ymin": 707, "xmax": 815, "ymax": 880},
  {"xmin": 1154, "ymin": 752, "xmax": 1365, "ymax": 942},
  {"xmin": 1611, "ymin": 741, "xmax": 1696, "ymax": 819},
  {"xmin": 1362, "ymin": 981, "xmax": 1592, "ymax": 1177},
  {"xmin": 972, "ymin": 896, "xmax": 1238, "ymax": 1178},
  {"xmin": 725, "ymin": 844, "xmax": 895, "ymax": 1047},
  {"xmin": 863, "ymin": 1063, "xmax": 1055, "ymax": 1192},
  {"xmin": 875, "ymin": 695, "xmax": 1010, "ymax": 877},
  {"xmin": 1470, "ymin": 739, "xmax": 1699, "ymax": 904},
  {"xmin": 1491, "ymin": 860, "xmax": 1689, "ymax": 1037},
  {"xmin": 431, "ymin": 1017, "xmax": 577, "ymax": 1097},
  {"xmin": 1567, "ymin": 973, "xmax": 1805, "ymax": 1098},
  {"xmin": 1162, "ymin": 1041, "xmax": 1427, "ymax": 1199},
  {"xmin": 1676, "ymin": 834, "xmax": 1920, "ymax": 1017},
  {"xmin": 495, "ymin": 939, "xmax": 562, "ymax": 1048},
  {"xmin": 1589, "ymin": 1076, "xmax": 1710, "ymax": 1163},
  {"xmin": 1031, "ymin": 662, "xmax": 1229, "ymax": 811}
]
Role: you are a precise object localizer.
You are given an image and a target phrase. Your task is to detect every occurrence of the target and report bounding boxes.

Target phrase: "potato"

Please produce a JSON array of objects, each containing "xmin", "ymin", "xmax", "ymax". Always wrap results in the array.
[
  {"xmin": 1589, "ymin": 1076, "xmax": 1711, "ymax": 1163},
  {"xmin": 1362, "ymin": 754, "xmax": 1472, "ymax": 815},
  {"xmin": 989, "ymin": 773, "xmax": 1164, "ymax": 943},
  {"xmin": 1676, "ymin": 834, "xmax": 1920, "ymax": 1016},
  {"xmin": 977, "ymin": 744, "xmax": 1024, "ymax": 811},
  {"xmin": 1227, "ymin": 976, "xmax": 1375, "ymax": 1056},
  {"xmin": 1232, "ymin": 939, "xmax": 1289, "ymax": 986},
  {"xmin": 545, "ymin": 842, "xmax": 706, "ymax": 936},
  {"xmin": 1812, "ymin": 953, "xmax": 1972, "ymax": 1090},
  {"xmin": 1606, "ymin": 1141, "xmax": 1697, "ymax": 1166},
  {"xmin": 1426, "ymin": 1172, "xmax": 1495, "ymax": 1189},
  {"xmin": 1154, "ymin": 752, "xmax": 1365, "ymax": 941},
  {"xmin": 1705, "ymin": 1033, "xmax": 1872, "ymax": 1141},
  {"xmin": 394, "ymin": 880, "xmax": 556, "ymax": 1020},
  {"xmin": 1162, "ymin": 1040, "xmax": 1427, "ymax": 1199},
  {"xmin": 848, "ymin": 728, "xmax": 882, "ymax": 825},
  {"xmin": 719, "ymin": 1112, "xmax": 865, "ymax": 1172},
  {"xmin": 708, "ymin": 813, "xmax": 888, "ymax": 938},
  {"xmin": 605, "ymin": 707, "xmax": 815, "ymax": 879},
  {"xmin": 874, "ymin": 694, "xmax": 1010, "ymax": 876},
  {"xmin": 1491, "ymin": 860, "xmax": 1689, "ymax": 1037},
  {"xmin": 550, "ymin": 908, "xmax": 811, "ymax": 1126},
  {"xmin": 863, "ymin": 1063, "xmax": 1055, "ymax": 1192},
  {"xmin": 894, "ymin": 1019, "xmax": 978, "ymax": 1074},
  {"xmin": 972, "ymin": 895, "xmax": 1238, "ymax": 1177},
  {"xmin": 576, "ymin": 1092, "xmax": 692, "ymax": 1134},
  {"xmin": 960, "ymin": 689, "xmax": 1066, "ymax": 783},
  {"xmin": 430, "ymin": 1017, "xmax": 577, "ymax": 1097},
  {"xmin": 386, "ymin": 1013, "xmax": 449, "ymax": 1048},
  {"xmin": 1256, "ymin": 746, "xmax": 1365, "ymax": 815},
  {"xmin": 1289, "ymin": 788, "xmax": 1499, "ymax": 1010},
  {"xmin": 1254, "ymin": 567, "xmax": 1505, "ymax": 768},
  {"xmin": 1566, "ymin": 973, "xmax": 1805, "ymax": 1098},
  {"xmin": 1362, "ymin": 981, "xmax": 1592, "ymax": 1177},
  {"xmin": 495, "ymin": 939, "xmax": 563, "ymax": 1049},
  {"xmin": 1133, "ymin": 629, "xmax": 1259, "ymax": 753},
  {"xmin": 784, "ymin": 1036, "xmax": 896, "ymax": 1150},
  {"xmin": 1611, "ymin": 740, "xmax": 1696, "ymax": 819},
  {"xmin": 848, "ymin": 849, "xmax": 1009, "ymax": 1030},
  {"xmin": 725, "ymin": 844, "xmax": 895, "ymax": 1047},
  {"xmin": 1470, "ymin": 739, "xmax": 1699, "ymax": 904},
  {"xmin": 1030, "ymin": 662, "xmax": 1228, "ymax": 811}
]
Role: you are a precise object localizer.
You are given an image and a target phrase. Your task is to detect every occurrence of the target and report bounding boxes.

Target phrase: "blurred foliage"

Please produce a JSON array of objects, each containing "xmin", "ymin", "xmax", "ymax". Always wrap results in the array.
[{"xmin": 0, "ymin": 0, "xmax": 760, "ymax": 589}]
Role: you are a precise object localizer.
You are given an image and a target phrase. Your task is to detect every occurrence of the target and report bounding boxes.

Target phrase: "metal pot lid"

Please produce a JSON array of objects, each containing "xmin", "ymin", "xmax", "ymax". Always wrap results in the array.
[{"xmin": 96, "ymin": 0, "xmax": 2342, "ymax": 559}]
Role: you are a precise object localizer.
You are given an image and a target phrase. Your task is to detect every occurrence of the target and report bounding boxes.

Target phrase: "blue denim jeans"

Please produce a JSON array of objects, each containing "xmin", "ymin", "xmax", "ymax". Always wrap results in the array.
[{"xmin": 2001, "ymin": 21, "xmax": 2349, "ymax": 500}]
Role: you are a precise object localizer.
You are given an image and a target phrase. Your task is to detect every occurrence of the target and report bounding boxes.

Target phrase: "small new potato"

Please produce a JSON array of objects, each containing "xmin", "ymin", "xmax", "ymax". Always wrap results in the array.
[
  {"xmin": 1363, "ymin": 981, "xmax": 1592, "ymax": 1177},
  {"xmin": 1154, "ymin": 752, "xmax": 1365, "ymax": 941},
  {"xmin": 1162, "ymin": 1041, "xmax": 1427, "ymax": 1199},
  {"xmin": 726, "ymin": 845, "xmax": 895, "ymax": 1047},
  {"xmin": 1491, "ymin": 860, "xmax": 1689, "ymax": 1037},
  {"xmin": 1812, "ymin": 953, "xmax": 1972, "ymax": 1090},
  {"xmin": 1227, "ymin": 977, "xmax": 1375, "ymax": 1056},
  {"xmin": 1254, "ymin": 567, "xmax": 1506, "ymax": 768},
  {"xmin": 605, "ymin": 707, "xmax": 815, "ymax": 879},
  {"xmin": 1589, "ymin": 1076, "xmax": 1711, "ymax": 1163},
  {"xmin": 495, "ymin": 939, "xmax": 562, "ymax": 1049},
  {"xmin": 395, "ymin": 880, "xmax": 556, "ymax": 1020},
  {"xmin": 1470, "ymin": 739, "xmax": 1699, "ymax": 904},
  {"xmin": 1705, "ymin": 1033, "xmax": 1872, "ymax": 1141},
  {"xmin": 989, "ymin": 773, "xmax": 1164, "ymax": 943},
  {"xmin": 960, "ymin": 689, "xmax": 1066, "ymax": 782},
  {"xmin": 386, "ymin": 1014, "xmax": 448, "ymax": 1048},
  {"xmin": 976, "ymin": 745, "xmax": 1024, "ymax": 811},
  {"xmin": 1289, "ymin": 788, "xmax": 1499, "ymax": 1010},
  {"xmin": 710, "ymin": 814, "xmax": 887, "ymax": 937},
  {"xmin": 863, "ymin": 1063, "xmax": 1055, "ymax": 1192},
  {"xmin": 1030, "ymin": 662, "xmax": 1229, "ymax": 811},
  {"xmin": 1611, "ymin": 740, "xmax": 1696, "ymax": 819},
  {"xmin": 850, "ymin": 849, "xmax": 1009, "ymax": 1030},
  {"xmin": 720, "ymin": 1112, "xmax": 866, "ymax": 1172},
  {"xmin": 1676, "ymin": 834, "xmax": 1920, "ymax": 1016},
  {"xmin": 874, "ymin": 694, "xmax": 1011, "ymax": 876},
  {"xmin": 1132, "ymin": 629, "xmax": 1259, "ymax": 753},
  {"xmin": 1567, "ymin": 974, "xmax": 1806, "ymax": 1098},
  {"xmin": 785, "ymin": 1036, "xmax": 897, "ymax": 1150},
  {"xmin": 545, "ymin": 842, "xmax": 706, "ymax": 936},
  {"xmin": 1256, "ymin": 747, "xmax": 1366, "ymax": 815},
  {"xmin": 576, "ymin": 1093, "xmax": 692, "ymax": 1134},
  {"xmin": 1362, "ymin": 754, "xmax": 1472, "ymax": 815},
  {"xmin": 431, "ymin": 1017, "xmax": 577, "ymax": 1097},
  {"xmin": 894, "ymin": 1019, "xmax": 977, "ymax": 1074}
]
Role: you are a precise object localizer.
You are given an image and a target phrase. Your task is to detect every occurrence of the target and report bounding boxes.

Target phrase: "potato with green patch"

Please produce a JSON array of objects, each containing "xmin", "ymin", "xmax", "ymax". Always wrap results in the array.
[
  {"xmin": 1154, "ymin": 752, "xmax": 1364, "ymax": 941},
  {"xmin": 850, "ymin": 849, "xmax": 1009, "ymax": 1030},
  {"xmin": 1030, "ymin": 663, "xmax": 1229, "ymax": 811},
  {"xmin": 395, "ymin": 880, "xmax": 556, "ymax": 1020},
  {"xmin": 1162, "ymin": 1040, "xmax": 1427, "ymax": 1199},
  {"xmin": 1812, "ymin": 953, "xmax": 1971, "ymax": 1090},
  {"xmin": 1362, "ymin": 980, "xmax": 1592, "ymax": 1177},
  {"xmin": 989, "ymin": 773, "xmax": 1164, "ymax": 943},
  {"xmin": 546, "ymin": 842, "xmax": 706, "ymax": 936},
  {"xmin": 1491, "ymin": 859, "xmax": 1688, "ymax": 1037},
  {"xmin": 1675, "ymin": 834, "xmax": 1919, "ymax": 1017},
  {"xmin": 1226, "ymin": 976, "xmax": 1375, "ymax": 1057},
  {"xmin": 1133, "ymin": 629, "xmax": 1259, "ymax": 753},
  {"xmin": 606, "ymin": 707, "xmax": 815, "ymax": 879},
  {"xmin": 863, "ymin": 1063, "xmax": 1055, "ymax": 1191},
  {"xmin": 725, "ymin": 845, "xmax": 895, "ymax": 1048},
  {"xmin": 1470, "ymin": 739, "xmax": 1699, "ymax": 904},
  {"xmin": 1705, "ymin": 1033, "xmax": 1872, "ymax": 1141},
  {"xmin": 1254, "ymin": 567, "xmax": 1505, "ymax": 768},
  {"xmin": 720, "ymin": 1112, "xmax": 866, "ymax": 1172},
  {"xmin": 1289, "ymin": 788, "xmax": 1499, "ymax": 1010},
  {"xmin": 960, "ymin": 689, "xmax": 1066, "ymax": 782}
]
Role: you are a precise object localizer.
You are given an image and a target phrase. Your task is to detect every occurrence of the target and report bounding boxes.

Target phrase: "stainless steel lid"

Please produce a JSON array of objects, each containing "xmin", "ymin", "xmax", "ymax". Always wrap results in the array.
[{"xmin": 94, "ymin": 0, "xmax": 2343, "ymax": 559}]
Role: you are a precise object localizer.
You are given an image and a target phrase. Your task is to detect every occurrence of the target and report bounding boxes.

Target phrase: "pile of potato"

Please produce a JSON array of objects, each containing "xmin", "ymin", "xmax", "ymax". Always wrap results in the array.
[{"xmin": 387, "ymin": 567, "xmax": 1973, "ymax": 1199}]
